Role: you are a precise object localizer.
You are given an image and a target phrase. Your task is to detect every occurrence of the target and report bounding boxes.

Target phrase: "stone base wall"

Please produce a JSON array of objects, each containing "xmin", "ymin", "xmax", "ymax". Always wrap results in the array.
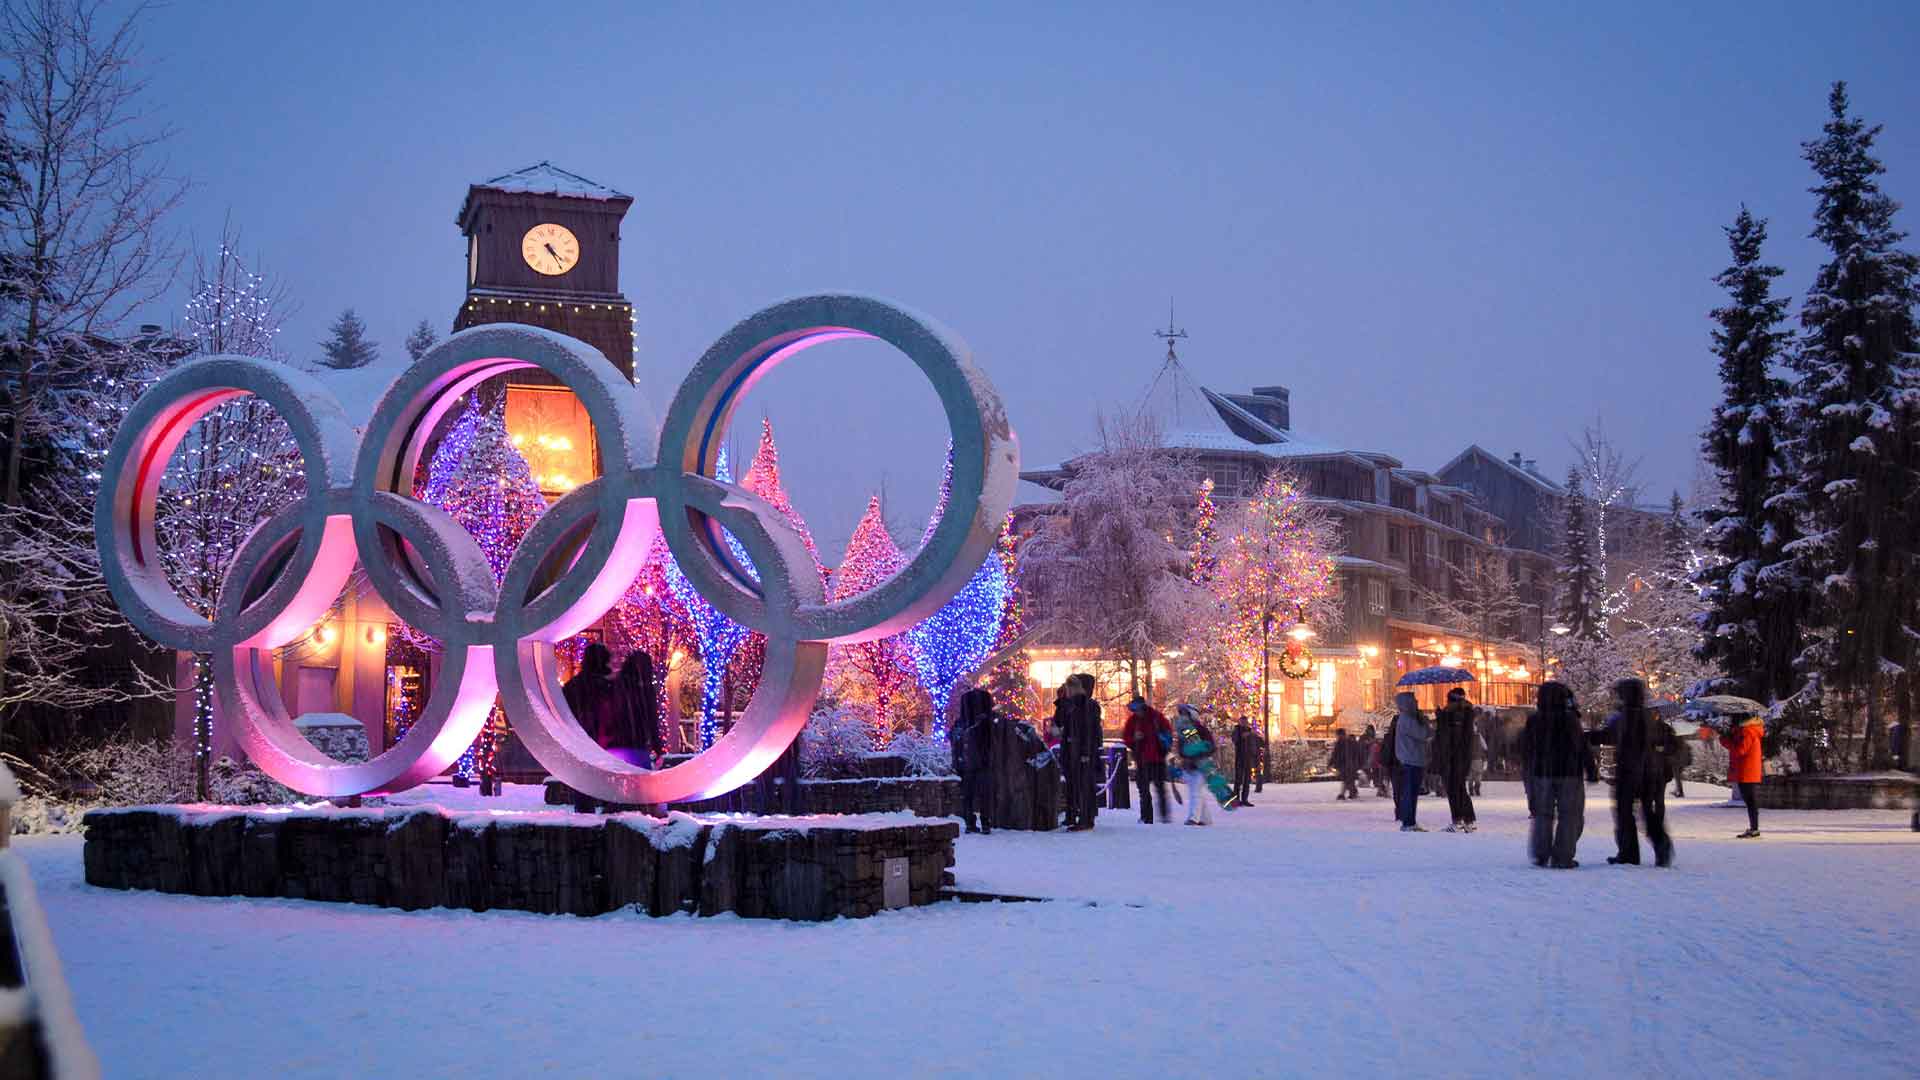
[
  {"xmin": 82, "ymin": 806, "xmax": 957, "ymax": 921},
  {"xmin": 544, "ymin": 777, "xmax": 963, "ymax": 818},
  {"xmin": 1751, "ymin": 774, "xmax": 1920, "ymax": 810}
]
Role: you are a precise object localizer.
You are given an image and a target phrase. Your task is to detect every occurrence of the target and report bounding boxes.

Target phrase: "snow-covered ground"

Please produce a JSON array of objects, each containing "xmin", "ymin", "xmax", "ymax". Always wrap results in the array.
[{"xmin": 16, "ymin": 781, "xmax": 1918, "ymax": 1078}]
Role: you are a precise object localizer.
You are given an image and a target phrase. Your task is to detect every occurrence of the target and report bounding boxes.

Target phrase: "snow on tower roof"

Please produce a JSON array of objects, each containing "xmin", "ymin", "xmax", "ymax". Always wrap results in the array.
[
  {"xmin": 458, "ymin": 162, "xmax": 632, "ymax": 225},
  {"xmin": 475, "ymin": 161, "xmax": 627, "ymax": 199}
]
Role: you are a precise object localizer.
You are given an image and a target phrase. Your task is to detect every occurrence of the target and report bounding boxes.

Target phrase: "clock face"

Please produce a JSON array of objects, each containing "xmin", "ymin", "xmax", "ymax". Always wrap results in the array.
[{"xmin": 521, "ymin": 223, "xmax": 579, "ymax": 276}]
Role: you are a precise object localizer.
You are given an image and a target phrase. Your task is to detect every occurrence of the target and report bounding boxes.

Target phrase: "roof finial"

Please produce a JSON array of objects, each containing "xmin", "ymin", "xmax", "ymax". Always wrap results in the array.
[{"xmin": 1153, "ymin": 298, "xmax": 1187, "ymax": 363}]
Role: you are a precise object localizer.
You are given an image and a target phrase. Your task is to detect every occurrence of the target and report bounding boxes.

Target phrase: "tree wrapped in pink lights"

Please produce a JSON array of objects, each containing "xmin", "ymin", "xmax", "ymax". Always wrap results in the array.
[
  {"xmin": 1211, "ymin": 468, "xmax": 1341, "ymax": 700},
  {"xmin": 827, "ymin": 494, "xmax": 920, "ymax": 741}
]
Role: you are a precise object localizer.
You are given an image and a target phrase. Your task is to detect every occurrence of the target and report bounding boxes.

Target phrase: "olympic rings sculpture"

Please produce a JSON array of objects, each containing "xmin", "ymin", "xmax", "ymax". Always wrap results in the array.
[{"xmin": 95, "ymin": 294, "xmax": 1019, "ymax": 804}]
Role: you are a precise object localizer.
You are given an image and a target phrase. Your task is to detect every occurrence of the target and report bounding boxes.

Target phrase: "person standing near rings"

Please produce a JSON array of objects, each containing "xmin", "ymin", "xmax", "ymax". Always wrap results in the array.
[
  {"xmin": 1721, "ymin": 716, "xmax": 1765, "ymax": 838},
  {"xmin": 1392, "ymin": 692, "xmax": 1434, "ymax": 832}
]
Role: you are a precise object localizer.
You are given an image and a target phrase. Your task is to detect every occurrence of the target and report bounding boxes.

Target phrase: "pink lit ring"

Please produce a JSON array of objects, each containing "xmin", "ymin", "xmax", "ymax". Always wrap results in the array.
[
  {"xmin": 212, "ymin": 495, "xmax": 499, "ymax": 796},
  {"xmin": 93, "ymin": 294, "xmax": 1019, "ymax": 803}
]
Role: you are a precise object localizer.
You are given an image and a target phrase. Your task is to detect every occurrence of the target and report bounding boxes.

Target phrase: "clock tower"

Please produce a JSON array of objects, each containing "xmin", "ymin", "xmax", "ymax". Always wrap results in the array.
[{"xmin": 453, "ymin": 162, "xmax": 635, "ymax": 378}]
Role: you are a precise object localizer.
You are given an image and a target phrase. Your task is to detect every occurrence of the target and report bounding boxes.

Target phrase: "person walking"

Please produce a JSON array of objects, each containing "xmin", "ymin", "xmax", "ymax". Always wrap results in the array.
[
  {"xmin": 1122, "ymin": 695, "xmax": 1173, "ymax": 824},
  {"xmin": 1231, "ymin": 717, "xmax": 1258, "ymax": 806},
  {"xmin": 1434, "ymin": 688, "xmax": 1479, "ymax": 832},
  {"xmin": 616, "ymin": 651, "xmax": 664, "ymax": 770},
  {"xmin": 1328, "ymin": 729, "xmax": 1362, "ymax": 800},
  {"xmin": 1175, "ymin": 705, "xmax": 1218, "ymax": 826},
  {"xmin": 1667, "ymin": 729, "xmax": 1692, "ymax": 798},
  {"xmin": 1591, "ymin": 678, "xmax": 1676, "ymax": 867},
  {"xmin": 1055, "ymin": 674, "xmax": 1104, "ymax": 831},
  {"xmin": 1358, "ymin": 725, "xmax": 1383, "ymax": 796},
  {"xmin": 1520, "ymin": 681, "xmax": 1591, "ymax": 868},
  {"xmin": 1392, "ymin": 692, "xmax": 1434, "ymax": 832},
  {"xmin": 1720, "ymin": 716, "xmax": 1765, "ymax": 838},
  {"xmin": 950, "ymin": 688, "xmax": 1000, "ymax": 834}
]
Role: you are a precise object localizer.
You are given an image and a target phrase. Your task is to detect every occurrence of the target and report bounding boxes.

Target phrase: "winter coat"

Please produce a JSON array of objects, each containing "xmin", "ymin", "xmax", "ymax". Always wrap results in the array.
[
  {"xmin": 1177, "ymin": 716, "xmax": 1216, "ymax": 768},
  {"xmin": 1122, "ymin": 706, "xmax": 1172, "ymax": 766},
  {"xmin": 1328, "ymin": 735, "xmax": 1361, "ymax": 775},
  {"xmin": 1054, "ymin": 693, "xmax": 1104, "ymax": 770},
  {"xmin": 1380, "ymin": 718, "xmax": 1399, "ymax": 772},
  {"xmin": 1393, "ymin": 709, "xmax": 1434, "ymax": 768},
  {"xmin": 1592, "ymin": 708, "xmax": 1675, "ymax": 787},
  {"xmin": 1887, "ymin": 721, "xmax": 1909, "ymax": 770},
  {"xmin": 950, "ymin": 688, "xmax": 999, "ymax": 775},
  {"xmin": 1519, "ymin": 705, "xmax": 1591, "ymax": 779},
  {"xmin": 1232, "ymin": 721, "xmax": 1257, "ymax": 760},
  {"xmin": 1721, "ymin": 722, "xmax": 1764, "ymax": 784},
  {"xmin": 1433, "ymin": 701, "xmax": 1477, "ymax": 775},
  {"xmin": 564, "ymin": 643, "xmax": 639, "ymax": 752}
]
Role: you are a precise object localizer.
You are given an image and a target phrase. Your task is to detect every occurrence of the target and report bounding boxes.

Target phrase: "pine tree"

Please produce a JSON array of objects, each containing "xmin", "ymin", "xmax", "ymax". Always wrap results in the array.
[
  {"xmin": 1557, "ymin": 468, "xmax": 1602, "ymax": 640},
  {"xmin": 1778, "ymin": 82, "xmax": 1920, "ymax": 768},
  {"xmin": 904, "ymin": 451, "xmax": 1011, "ymax": 736},
  {"xmin": 1697, "ymin": 207, "xmax": 1806, "ymax": 707},
  {"xmin": 318, "ymin": 308, "xmax": 378, "ymax": 369},
  {"xmin": 404, "ymin": 319, "xmax": 438, "ymax": 362},
  {"xmin": 828, "ymin": 494, "xmax": 918, "ymax": 741}
]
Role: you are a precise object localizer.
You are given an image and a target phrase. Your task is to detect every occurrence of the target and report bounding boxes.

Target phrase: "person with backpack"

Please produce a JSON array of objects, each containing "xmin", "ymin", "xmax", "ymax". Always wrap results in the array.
[
  {"xmin": 1122, "ymin": 695, "xmax": 1173, "ymax": 824},
  {"xmin": 1174, "ymin": 705, "xmax": 1220, "ymax": 826},
  {"xmin": 1590, "ymin": 678, "xmax": 1676, "ymax": 867},
  {"xmin": 1391, "ymin": 692, "xmax": 1434, "ymax": 832}
]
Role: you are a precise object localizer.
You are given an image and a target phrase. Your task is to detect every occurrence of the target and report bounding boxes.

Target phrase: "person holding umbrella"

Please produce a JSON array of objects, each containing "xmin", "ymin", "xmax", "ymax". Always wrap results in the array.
[{"xmin": 1721, "ymin": 715, "xmax": 1765, "ymax": 838}]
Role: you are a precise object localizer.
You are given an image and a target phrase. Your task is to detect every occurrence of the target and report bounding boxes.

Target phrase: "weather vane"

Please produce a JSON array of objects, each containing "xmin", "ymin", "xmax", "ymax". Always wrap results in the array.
[{"xmin": 1153, "ymin": 298, "xmax": 1187, "ymax": 362}]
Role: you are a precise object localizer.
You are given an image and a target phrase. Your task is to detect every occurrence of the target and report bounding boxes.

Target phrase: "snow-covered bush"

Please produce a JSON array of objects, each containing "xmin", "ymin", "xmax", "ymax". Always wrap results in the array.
[
  {"xmin": 5, "ymin": 736, "xmax": 297, "ymax": 835},
  {"xmin": 799, "ymin": 705, "xmax": 877, "ymax": 779},
  {"xmin": 883, "ymin": 729, "xmax": 953, "ymax": 777}
]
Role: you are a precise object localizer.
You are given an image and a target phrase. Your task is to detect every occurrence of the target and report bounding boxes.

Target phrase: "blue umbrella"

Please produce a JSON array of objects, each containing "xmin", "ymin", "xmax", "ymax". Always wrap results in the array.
[{"xmin": 1396, "ymin": 665, "xmax": 1477, "ymax": 687}]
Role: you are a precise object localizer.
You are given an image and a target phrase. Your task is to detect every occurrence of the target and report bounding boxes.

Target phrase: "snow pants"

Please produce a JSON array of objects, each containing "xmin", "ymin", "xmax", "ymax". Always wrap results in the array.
[
  {"xmin": 1185, "ymin": 769, "xmax": 1214, "ymax": 824},
  {"xmin": 1135, "ymin": 762, "xmax": 1170, "ymax": 823},
  {"xmin": 1738, "ymin": 781, "xmax": 1760, "ymax": 831},
  {"xmin": 1612, "ymin": 779, "xmax": 1672, "ymax": 866},
  {"xmin": 1395, "ymin": 765, "xmax": 1424, "ymax": 826},
  {"xmin": 959, "ymin": 769, "xmax": 994, "ymax": 831},
  {"xmin": 1529, "ymin": 776, "xmax": 1585, "ymax": 867},
  {"xmin": 1445, "ymin": 768, "xmax": 1476, "ymax": 825}
]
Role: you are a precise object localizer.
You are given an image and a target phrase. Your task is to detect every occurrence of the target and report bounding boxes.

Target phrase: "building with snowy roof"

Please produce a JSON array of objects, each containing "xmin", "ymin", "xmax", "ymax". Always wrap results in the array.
[{"xmin": 1016, "ymin": 349, "xmax": 1562, "ymax": 735}]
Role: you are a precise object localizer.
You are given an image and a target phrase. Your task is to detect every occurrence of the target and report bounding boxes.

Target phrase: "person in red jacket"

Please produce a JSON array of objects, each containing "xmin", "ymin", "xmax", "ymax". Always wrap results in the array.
[
  {"xmin": 1122, "ymin": 696, "xmax": 1173, "ymax": 824},
  {"xmin": 1720, "ymin": 717, "xmax": 1765, "ymax": 838}
]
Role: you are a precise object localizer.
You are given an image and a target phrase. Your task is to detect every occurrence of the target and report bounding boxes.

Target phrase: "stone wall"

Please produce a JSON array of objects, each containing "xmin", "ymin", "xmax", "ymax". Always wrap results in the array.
[
  {"xmin": 1751, "ymin": 774, "xmax": 1920, "ymax": 810},
  {"xmin": 83, "ymin": 806, "xmax": 957, "ymax": 922}
]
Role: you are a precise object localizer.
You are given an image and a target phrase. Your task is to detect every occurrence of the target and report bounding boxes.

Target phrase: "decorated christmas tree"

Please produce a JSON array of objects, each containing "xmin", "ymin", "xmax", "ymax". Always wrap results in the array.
[
  {"xmin": 828, "ymin": 494, "xmax": 918, "ymax": 741},
  {"xmin": 1183, "ymin": 476, "xmax": 1260, "ymax": 718},
  {"xmin": 410, "ymin": 396, "xmax": 553, "ymax": 779},
  {"xmin": 1209, "ymin": 469, "xmax": 1340, "ymax": 725}
]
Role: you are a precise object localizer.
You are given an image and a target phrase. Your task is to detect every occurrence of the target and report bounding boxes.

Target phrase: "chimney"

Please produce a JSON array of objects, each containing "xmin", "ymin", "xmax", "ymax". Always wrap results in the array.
[
  {"xmin": 1524, "ymin": 458, "xmax": 1537, "ymax": 472},
  {"xmin": 1509, "ymin": 451, "xmax": 1524, "ymax": 466},
  {"xmin": 138, "ymin": 324, "xmax": 163, "ymax": 337}
]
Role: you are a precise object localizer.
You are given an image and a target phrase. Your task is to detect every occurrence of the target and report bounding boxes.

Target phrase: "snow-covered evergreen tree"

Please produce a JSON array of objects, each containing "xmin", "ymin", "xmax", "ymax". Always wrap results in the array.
[
  {"xmin": 318, "ymin": 308, "xmax": 378, "ymax": 370},
  {"xmin": 404, "ymin": 319, "xmax": 438, "ymax": 362},
  {"xmin": 1020, "ymin": 413, "xmax": 1207, "ymax": 699},
  {"xmin": 1556, "ymin": 468, "xmax": 1602, "ymax": 640},
  {"xmin": 1777, "ymin": 82, "xmax": 1920, "ymax": 768},
  {"xmin": 1618, "ymin": 493, "xmax": 1718, "ymax": 698},
  {"xmin": 1697, "ymin": 205, "xmax": 1805, "ymax": 705}
]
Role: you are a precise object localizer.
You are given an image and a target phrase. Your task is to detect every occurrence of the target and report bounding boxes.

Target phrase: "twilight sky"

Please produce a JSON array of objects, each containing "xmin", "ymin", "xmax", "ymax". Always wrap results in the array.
[{"xmin": 129, "ymin": 1, "xmax": 1920, "ymax": 555}]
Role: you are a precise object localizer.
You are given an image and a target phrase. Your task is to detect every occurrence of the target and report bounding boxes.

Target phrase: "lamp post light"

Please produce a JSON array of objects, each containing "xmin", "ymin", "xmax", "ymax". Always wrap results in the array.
[{"xmin": 1260, "ymin": 611, "xmax": 1274, "ymax": 782}]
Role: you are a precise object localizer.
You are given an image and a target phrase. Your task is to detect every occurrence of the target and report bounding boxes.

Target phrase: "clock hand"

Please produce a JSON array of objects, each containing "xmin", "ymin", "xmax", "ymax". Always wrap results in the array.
[{"xmin": 545, "ymin": 242, "xmax": 561, "ymax": 265}]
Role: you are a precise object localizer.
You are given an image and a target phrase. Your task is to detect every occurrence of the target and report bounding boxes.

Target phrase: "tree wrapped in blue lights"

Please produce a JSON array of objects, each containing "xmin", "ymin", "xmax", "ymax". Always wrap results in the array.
[
  {"xmin": 905, "ymin": 448, "xmax": 1011, "ymax": 737},
  {"xmin": 665, "ymin": 449, "xmax": 757, "ymax": 748}
]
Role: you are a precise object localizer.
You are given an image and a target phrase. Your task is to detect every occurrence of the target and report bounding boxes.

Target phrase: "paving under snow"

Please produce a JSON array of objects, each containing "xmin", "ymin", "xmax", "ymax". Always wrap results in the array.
[{"xmin": 17, "ymin": 781, "xmax": 1918, "ymax": 1078}]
